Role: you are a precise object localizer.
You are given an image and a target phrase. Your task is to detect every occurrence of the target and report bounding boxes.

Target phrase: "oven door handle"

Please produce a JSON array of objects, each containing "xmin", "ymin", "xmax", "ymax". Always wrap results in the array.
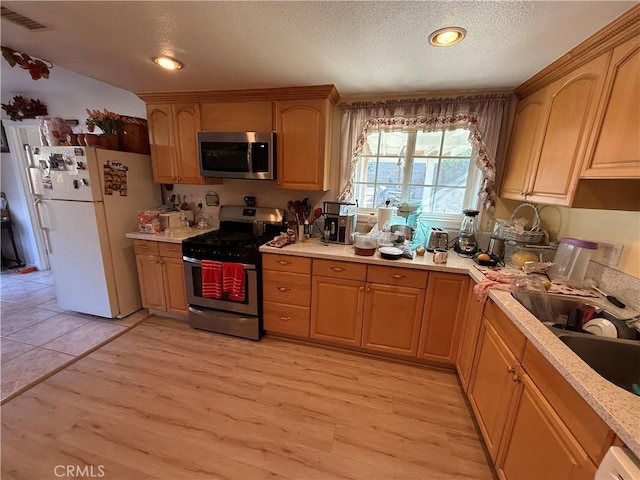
[{"xmin": 182, "ymin": 256, "xmax": 257, "ymax": 271}]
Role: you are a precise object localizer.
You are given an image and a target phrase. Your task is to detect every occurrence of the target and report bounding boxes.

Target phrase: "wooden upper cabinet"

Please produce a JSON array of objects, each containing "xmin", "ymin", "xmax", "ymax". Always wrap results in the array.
[
  {"xmin": 582, "ymin": 35, "xmax": 640, "ymax": 178},
  {"xmin": 417, "ymin": 273, "xmax": 470, "ymax": 364},
  {"xmin": 502, "ymin": 52, "xmax": 609, "ymax": 205},
  {"xmin": 526, "ymin": 53, "xmax": 609, "ymax": 205},
  {"xmin": 200, "ymin": 101, "xmax": 274, "ymax": 132},
  {"xmin": 146, "ymin": 103, "xmax": 209, "ymax": 184},
  {"xmin": 500, "ymin": 88, "xmax": 548, "ymax": 200},
  {"xmin": 173, "ymin": 103, "xmax": 204, "ymax": 184},
  {"xmin": 276, "ymin": 98, "xmax": 332, "ymax": 191},
  {"xmin": 146, "ymin": 104, "xmax": 176, "ymax": 183}
]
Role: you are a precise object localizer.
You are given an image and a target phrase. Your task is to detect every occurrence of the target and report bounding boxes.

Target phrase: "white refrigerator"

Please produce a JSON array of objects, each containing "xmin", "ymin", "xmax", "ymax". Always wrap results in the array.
[{"xmin": 27, "ymin": 146, "xmax": 161, "ymax": 318}]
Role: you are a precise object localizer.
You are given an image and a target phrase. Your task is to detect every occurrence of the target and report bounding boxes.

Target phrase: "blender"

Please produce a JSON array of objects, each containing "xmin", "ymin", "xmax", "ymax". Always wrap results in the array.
[{"xmin": 454, "ymin": 209, "xmax": 479, "ymax": 255}]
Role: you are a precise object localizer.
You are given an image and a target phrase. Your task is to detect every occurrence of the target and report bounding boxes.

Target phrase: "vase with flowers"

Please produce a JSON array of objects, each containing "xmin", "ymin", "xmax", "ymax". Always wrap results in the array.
[{"xmin": 85, "ymin": 108, "xmax": 124, "ymax": 150}]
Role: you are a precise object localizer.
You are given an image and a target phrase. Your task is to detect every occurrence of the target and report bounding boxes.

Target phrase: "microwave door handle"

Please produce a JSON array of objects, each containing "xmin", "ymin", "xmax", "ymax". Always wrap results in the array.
[{"xmin": 247, "ymin": 142, "xmax": 253, "ymax": 173}]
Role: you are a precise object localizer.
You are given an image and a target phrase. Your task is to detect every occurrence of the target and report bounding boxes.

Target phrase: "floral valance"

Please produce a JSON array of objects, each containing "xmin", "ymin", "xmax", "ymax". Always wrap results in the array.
[{"xmin": 337, "ymin": 94, "xmax": 512, "ymax": 213}]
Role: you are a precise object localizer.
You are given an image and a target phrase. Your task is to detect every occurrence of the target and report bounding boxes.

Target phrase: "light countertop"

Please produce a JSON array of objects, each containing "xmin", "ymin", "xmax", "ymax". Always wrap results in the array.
[
  {"xmin": 260, "ymin": 239, "xmax": 640, "ymax": 457},
  {"xmin": 125, "ymin": 227, "xmax": 216, "ymax": 243}
]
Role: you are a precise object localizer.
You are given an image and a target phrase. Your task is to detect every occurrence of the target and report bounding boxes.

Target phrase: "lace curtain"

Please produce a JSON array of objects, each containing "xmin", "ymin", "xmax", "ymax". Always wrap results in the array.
[{"xmin": 337, "ymin": 94, "xmax": 511, "ymax": 212}]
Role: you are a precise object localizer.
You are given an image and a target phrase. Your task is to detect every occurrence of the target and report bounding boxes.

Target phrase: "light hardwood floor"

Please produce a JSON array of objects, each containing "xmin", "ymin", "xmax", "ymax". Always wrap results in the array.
[{"xmin": 1, "ymin": 315, "xmax": 494, "ymax": 480}]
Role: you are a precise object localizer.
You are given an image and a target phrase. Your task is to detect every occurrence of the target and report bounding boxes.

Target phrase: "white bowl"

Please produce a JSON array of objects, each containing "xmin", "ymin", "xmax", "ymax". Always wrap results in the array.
[{"xmin": 583, "ymin": 318, "xmax": 617, "ymax": 338}]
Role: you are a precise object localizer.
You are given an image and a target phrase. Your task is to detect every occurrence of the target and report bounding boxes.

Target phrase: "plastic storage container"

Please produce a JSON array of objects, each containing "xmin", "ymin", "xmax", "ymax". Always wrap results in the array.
[{"xmin": 548, "ymin": 238, "xmax": 598, "ymax": 287}]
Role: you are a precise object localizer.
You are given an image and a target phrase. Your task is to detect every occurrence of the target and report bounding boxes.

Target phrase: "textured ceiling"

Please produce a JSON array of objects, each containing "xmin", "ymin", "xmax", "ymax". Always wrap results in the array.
[{"xmin": 0, "ymin": 1, "xmax": 636, "ymax": 97}]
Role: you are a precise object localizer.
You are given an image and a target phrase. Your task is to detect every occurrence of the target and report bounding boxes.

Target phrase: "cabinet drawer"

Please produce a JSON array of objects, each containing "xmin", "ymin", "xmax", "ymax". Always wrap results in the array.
[
  {"xmin": 312, "ymin": 259, "xmax": 367, "ymax": 281},
  {"xmin": 263, "ymin": 302, "xmax": 310, "ymax": 337},
  {"xmin": 262, "ymin": 253, "xmax": 312, "ymax": 274},
  {"xmin": 134, "ymin": 239, "xmax": 159, "ymax": 256},
  {"xmin": 158, "ymin": 242, "xmax": 182, "ymax": 259},
  {"xmin": 484, "ymin": 300, "xmax": 526, "ymax": 360},
  {"xmin": 521, "ymin": 342, "xmax": 614, "ymax": 465},
  {"xmin": 367, "ymin": 265, "xmax": 428, "ymax": 289},
  {"xmin": 262, "ymin": 270, "xmax": 311, "ymax": 307}
]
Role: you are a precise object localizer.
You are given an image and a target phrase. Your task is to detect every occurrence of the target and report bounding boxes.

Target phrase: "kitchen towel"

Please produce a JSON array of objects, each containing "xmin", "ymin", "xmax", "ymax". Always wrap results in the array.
[
  {"xmin": 223, "ymin": 263, "xmax": 245, "ymax": 302},
  {"xmin": 201, "ymin": 260, "xmax": 223, "ymax": 299}
]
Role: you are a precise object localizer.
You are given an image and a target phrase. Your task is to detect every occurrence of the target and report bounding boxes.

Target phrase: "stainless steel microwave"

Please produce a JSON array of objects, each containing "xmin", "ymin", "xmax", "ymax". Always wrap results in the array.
[{"xmin": 198, "ymin": 131, "xmax": 276, "ymax": 180}]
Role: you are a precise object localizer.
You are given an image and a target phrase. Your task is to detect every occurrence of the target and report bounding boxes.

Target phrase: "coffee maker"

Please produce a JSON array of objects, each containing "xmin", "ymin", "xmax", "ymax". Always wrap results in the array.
[{"xmin": 323, "ymin": 201, "xmax": 357, "ymax": 244}]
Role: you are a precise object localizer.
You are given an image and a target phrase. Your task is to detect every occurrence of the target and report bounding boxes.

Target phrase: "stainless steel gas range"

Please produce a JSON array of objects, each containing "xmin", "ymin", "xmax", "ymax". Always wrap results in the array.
[{"xmin": 182, "ymin": 206, "xmax": 283, "ymax": 340}]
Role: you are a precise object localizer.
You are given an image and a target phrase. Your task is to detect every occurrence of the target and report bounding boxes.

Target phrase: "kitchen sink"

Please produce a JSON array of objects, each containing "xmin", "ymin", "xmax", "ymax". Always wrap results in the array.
[
  {"xmin": 557, "ymin": 334, "xmax": 640, "ymax": 394},
  {"xmin": 511, "ymin": 290, "xmax": 640, "ymax": 393}
]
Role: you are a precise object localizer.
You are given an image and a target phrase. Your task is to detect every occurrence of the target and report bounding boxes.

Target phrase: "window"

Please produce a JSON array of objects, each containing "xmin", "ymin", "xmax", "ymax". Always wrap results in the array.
[{"xmin": 353, "ymin": 128, "xmax": 481, "ymax": 219}]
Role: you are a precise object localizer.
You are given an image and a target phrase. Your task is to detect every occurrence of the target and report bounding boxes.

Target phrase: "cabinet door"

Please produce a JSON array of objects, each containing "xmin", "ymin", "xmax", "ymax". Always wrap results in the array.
[
  {"xmin": 172, "ymin": 103, "xmax": 204, "ymax": 184},
  {"xmin": 161, "ymin": 257, "xmax": 188, "ymax": 315},
  {"xmin": 201, "ymin": 101, "xmax": 273, "ymax": 132},
  {"xmin": 500, "ymin": 88, "xmax": 549, "ymax": 200},
  {"xmin": 582, "ymin": 35, "xmax": 640, "ymax": 178},
  {"xmin": 276, "ymin": 99, "xmax": 329, "ymax": 190},
  {"xmin": 526, "ymin": 53, "xmax": 609, "ymax": 205},
  {"xmin": 456, "ymin": 281, "xmax": 484, "ymax": 392},
  {"xmin": 135, "ymin": 254, "xmax": 166, "ymax": 311},
  {"xmin": 310, "ymin": 276, "xmax": 364, "ymax": 346},
  {"xmin": 497, "ymin": 373, "xmax": 596, "ymax": 480},
  {"xmin": 468, "ymin": 320, "xmax": 520, "ymax": 462},
  {"xmin": 146, "ymin": 104, "xmax": 176, "ymax": 183},
  {"xmin": 361, "ymin": 283, "xmax": 424, "ymax": 357},
  {"xmin": 417, "ymin": 273, "xmax": 469, "ymax": 364}
]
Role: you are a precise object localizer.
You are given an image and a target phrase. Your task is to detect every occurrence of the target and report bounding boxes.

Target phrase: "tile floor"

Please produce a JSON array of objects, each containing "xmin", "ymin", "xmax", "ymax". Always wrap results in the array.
[{"xmin": 0, "ymin": 268, "xmax": 150, "ymax": 402}]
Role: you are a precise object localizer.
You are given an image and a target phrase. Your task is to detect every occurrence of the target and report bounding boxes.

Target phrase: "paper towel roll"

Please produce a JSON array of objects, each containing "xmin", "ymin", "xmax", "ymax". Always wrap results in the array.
[{"xmin": 377, "ymin": 207, "xmax": 394, "ymax": 230}]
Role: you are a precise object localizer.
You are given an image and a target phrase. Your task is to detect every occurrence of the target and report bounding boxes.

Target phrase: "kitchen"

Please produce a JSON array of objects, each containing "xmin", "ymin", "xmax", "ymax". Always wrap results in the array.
[{"xmin": 2, "ymin": 2, "xmax": 640, "ymax": 479}]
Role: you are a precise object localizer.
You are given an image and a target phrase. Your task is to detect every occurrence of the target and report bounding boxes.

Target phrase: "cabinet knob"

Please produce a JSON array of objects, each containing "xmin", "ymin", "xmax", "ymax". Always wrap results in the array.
[
  {"xmin": 276, "ymin": 286, "xmax": 291, "ymax": 292},
  {"xmin": 390, "ymin": 274, "xmax": 406, "ymax": 279},
  {"xmin": 278, "ymin": 316, "xmax": 291, "ymax": 321},
  {"xmin": 366, "ymin": 287, "xmax": 371, "ymax": 292},
  {"xmin": 359, "ymin": 286, "xmax": 364, "ymax": 292},
  {"xmin": 507, "ymin": 366, "xmax": 516, "ymax": 374},
  {"xmin": 277, "ymin": 260, "xmax": 291, "ymax": 265},
  {"xmin": 330, "ymin": 267, "xmax": 345, "ymax": 272},
  {"xmin": 141, "ymin": 245, "xmax": 148, "ymax": 249},
  {"xmin": 512, "ymin": 374, "xmax": 521, "ymax": 383},
  {"xmin": 155, "ymin": 260, "xmax": 160, "ymax": 264}
]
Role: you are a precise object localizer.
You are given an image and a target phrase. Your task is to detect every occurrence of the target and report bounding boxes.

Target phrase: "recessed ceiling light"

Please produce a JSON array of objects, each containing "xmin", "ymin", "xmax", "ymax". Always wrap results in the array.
[
  {"xmin": 153, "ymin": 56, "xmax": 184, "ymax": 70},
  {"xmin": 428, "ymin": 27, "xmax": 467, "ymax": 47}
]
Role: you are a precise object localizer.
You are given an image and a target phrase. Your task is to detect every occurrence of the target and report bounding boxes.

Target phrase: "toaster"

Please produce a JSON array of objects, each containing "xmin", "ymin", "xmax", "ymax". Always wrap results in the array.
[{"xmin": 427, "ymin": 227, "xmax": 449, "ymax": 251}]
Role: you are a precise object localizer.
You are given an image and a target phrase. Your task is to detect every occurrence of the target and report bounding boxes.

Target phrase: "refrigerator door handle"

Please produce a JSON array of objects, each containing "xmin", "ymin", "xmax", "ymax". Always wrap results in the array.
[
  {"xmin": 26, "ymin": 166, "xmax": 41, "ymax": 196},
  {"xmin": 33, "ymin": 198, "xmax": 51, "ymax": 254}
]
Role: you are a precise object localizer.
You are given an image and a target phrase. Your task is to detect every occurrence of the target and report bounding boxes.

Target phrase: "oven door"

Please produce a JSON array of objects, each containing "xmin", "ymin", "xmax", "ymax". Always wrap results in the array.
[{"xmin": 183, "ymin": 256, "xmax": 258, "ymax": 316}]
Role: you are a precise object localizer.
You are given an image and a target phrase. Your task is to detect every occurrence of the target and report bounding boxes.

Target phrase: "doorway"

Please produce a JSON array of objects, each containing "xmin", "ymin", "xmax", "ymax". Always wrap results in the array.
[{"xmin": 1, "ymin": 120, "xmax": 49, "ymax": 271}]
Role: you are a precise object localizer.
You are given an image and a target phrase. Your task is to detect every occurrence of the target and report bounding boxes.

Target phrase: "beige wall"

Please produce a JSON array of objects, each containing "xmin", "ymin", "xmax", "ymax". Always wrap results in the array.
[{"xmin": 496, "ymin": 199, "xmax": 640, "ymax": 278}]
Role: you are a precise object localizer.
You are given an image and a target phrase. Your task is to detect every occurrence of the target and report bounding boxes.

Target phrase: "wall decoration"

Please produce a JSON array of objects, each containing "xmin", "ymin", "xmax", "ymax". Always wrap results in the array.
[
  {"xmin": 1, "ymin": 46, "xmax": 52, "ymax": 80},
  {"xmin": 1, "ymin": 95, "xmax": 48, "ymax": 121}
]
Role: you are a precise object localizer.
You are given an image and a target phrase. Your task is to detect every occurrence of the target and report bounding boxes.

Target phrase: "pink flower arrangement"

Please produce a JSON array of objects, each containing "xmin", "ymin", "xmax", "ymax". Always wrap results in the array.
[{"xmin": 85, "ymin": 108, "xmax": 124, "ymax": 135}]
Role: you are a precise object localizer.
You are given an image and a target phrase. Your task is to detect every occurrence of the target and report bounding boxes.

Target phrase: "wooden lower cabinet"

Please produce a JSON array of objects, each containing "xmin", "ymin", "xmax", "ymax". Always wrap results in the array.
[
  {"xmin": 310, "ymin": 276, "xmax": 365, "ymax": 346},
  {"xmin": 468, "ymin": 320, "xmax": 521, "ymax": 462},
  {"xmin": 134, "ymin": 240, "xmax": 188, "ymax": 315},
  {"xmin": 456, "ymin": 280, "xmax": 484, "ymax": 392},
  {"xmin": 418, "ymin": 272, "xmax": 470, "ymax": 363},
  {"xmin": 361, "ymin": 283, "xmax": 425, "ymax": 356},
  {"xmin": 497, "ymin": 373, "xmax": 596, "ymax": 480},
  {"xmin": 135, "ymin": 253, "xmax": 166, "ymax": 311},
  {"xmin": 261, "ymin": 254, "xmax": 312, "ymax": 337}
]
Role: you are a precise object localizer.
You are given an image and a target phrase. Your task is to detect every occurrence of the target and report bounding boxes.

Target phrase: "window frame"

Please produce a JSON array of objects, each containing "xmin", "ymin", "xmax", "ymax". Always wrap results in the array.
[{"xmin": 353, "ymin": 128, "xmax": 482, "ymax": 229}]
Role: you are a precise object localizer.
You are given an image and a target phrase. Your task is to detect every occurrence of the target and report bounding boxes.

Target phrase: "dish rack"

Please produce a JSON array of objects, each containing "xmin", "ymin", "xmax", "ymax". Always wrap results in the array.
[{"xmin": 500, "ymin": 203, "xmax": 548, "ymax": 244}]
